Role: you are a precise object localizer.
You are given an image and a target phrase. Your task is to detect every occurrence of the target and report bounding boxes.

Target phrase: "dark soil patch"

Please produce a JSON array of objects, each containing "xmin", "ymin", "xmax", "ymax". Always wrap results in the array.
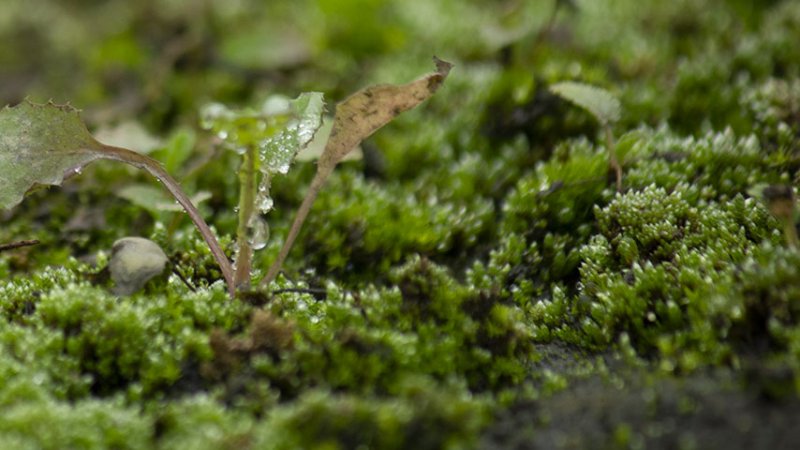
[{"xmin": 480, "ymin": 371, "xmax": 800, "ymax": 450}]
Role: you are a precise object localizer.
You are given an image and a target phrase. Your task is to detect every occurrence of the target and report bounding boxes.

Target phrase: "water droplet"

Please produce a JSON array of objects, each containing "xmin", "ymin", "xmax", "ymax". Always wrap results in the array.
[
  {"xmin": 248, "ymin": 216, "xmax": 269, "ymax": 251},
  {"xmin": 258, "ymin": 195, "xmax": 273, "ymax": 213}
]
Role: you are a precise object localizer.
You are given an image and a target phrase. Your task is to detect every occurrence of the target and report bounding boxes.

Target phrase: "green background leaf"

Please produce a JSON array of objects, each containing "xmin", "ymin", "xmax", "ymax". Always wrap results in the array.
[{"xmin": 550, "ymin": 81, "xmax": 621, "ymax": 125}]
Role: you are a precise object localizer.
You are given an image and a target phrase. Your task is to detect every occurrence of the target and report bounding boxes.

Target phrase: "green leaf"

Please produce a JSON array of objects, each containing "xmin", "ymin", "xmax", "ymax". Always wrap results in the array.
[
  {"xmin": 295, "ymin": 118, "xmax": 363, "ymax": 162},
  {"xmin": 256, "ymin": 92, "xmax": 324, "ymax": 214},
  {"xmin": 0, "ymin": 101, "xmax": 104, "ymax": 210},
  {"xmin": 259, "ymin": 92, "xmax": 325, "ymax": 175},
  {"xmin": 155, "ymin": 127, "xmax": 196, "ymax": 175},
  {"xmin": 117, "ymin": 184, "xmax": 211, "ymax": 215},
  {"xmin": 550, "ymin": 81, "xmax": 621, "ymax": 125}
]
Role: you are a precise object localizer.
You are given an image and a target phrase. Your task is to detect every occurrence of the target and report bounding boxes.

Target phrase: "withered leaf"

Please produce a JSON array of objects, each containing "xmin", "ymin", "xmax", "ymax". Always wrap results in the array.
[
  {"xmin": 319, "ymin": 57, "xmax": 453, "ymax": 171},
  {"xmin": 260, "ymin": 57, "xmax": 453, "ymax": 288}
]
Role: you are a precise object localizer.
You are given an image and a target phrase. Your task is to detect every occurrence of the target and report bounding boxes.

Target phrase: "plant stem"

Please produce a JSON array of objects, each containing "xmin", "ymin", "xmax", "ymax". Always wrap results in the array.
[
  {"xmin": 0, "ymin": 239, "xmax": 39, "ymax": 252},
  {"xmin": 605, "ymin": 125, "xmax": 622, "ymax": 192},
  {"xmin": 234, "ymin": 145, "xmax": 257, "ymax": 289},
  {"xmin": 100, "ymin": 144, "xmax": 235, "ymax": 297},
  {"xmin": 259, "ymin": 165, "xmax": 332, "ymax": 289}
]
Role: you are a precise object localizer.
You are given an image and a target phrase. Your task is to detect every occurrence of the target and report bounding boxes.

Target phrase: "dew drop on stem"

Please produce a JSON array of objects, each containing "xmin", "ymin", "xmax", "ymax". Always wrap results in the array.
[{"xmin": 248, "ymin": 215, "xmax": 269, "ymax": 251}]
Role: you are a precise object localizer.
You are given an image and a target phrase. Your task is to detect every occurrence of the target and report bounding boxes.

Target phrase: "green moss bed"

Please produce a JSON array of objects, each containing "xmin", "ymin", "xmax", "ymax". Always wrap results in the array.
[{"xmin": 3, "ymin": 0, "xmax": 800, "ymax": 448}]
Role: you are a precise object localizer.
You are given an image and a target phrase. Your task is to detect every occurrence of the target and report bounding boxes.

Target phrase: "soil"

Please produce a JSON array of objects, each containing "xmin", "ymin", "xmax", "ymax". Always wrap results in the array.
[{"xmin": 479, "ymin": 370, "xmax": 800, "ymax": 450}]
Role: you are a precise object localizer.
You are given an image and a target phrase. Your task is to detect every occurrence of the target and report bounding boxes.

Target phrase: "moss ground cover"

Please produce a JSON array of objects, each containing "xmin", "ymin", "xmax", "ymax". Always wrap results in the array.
[{"xmin": 2, "ymin": 0, "xmax": 800, "ymax": 448}]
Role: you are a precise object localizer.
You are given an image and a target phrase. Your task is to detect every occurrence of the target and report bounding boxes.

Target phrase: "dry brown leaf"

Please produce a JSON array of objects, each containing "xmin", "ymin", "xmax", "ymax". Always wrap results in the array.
[
  {"xmin": 319, "ymin": 57, "xmax": 453, "ymax": 171},
  {"xmin": 260, "ymin": 57, "xmax": 453, "ymax": 289}
]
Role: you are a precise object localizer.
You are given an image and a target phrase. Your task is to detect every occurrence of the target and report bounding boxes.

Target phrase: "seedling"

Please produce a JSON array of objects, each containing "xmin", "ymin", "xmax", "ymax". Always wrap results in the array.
[
  {"xmin": 0, "ymin": 58, "xmax": 452, "ymax": 297},
  {"xmin": 200, "ymin": 93, "xmax": 325, "ymax": 289},
  {"xmin": 259, "ymin": 57, "xmax": 453, "ymax": 288},
  {"xmin": 550, "ymin": 81, "xmax": 623, "ymax": 191},
  {"xmin": 0, "ymin": 101, "xmax": 236, "ymax": 295}
]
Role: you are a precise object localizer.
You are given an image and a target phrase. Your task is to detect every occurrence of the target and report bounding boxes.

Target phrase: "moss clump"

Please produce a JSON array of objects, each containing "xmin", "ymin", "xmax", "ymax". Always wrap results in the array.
[
  {"xmin": 203, "ymin": 256, "xmax": 537, "ymax": 410},
  {"xmin": 575, "ymin": 187, "xmax": 777, "ymax": 367},
  {"xmin": 621, "ymin": 128, "xmax": 781, "ymax": 201},
  {"xmin": 257, "ymin": 380, "xmax": 489, "ymax": 450},
  {"xmin": 0, "ymin": 263, "xmax": 250, "ymax": 402},
  {"xmin": 296, "ymin": 172, "xmax": 494, "ymax": 280}
]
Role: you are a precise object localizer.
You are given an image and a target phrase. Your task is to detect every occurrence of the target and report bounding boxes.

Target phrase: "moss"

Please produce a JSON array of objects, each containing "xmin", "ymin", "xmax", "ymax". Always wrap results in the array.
[
  {"xmin": 295, "ymin": 172, "xmax": 494, "ymax": 281},
  {"xmin": 470, "ymin": 138, "xmax": 610, "ymax": 304},
  {"xmin": 0, "ymin": 264, "xmax": 250, "ymax": 401},
  {"xmin": 0, "ymin": 399, "xmax": 150, "ymax": 450},
  {"xmin": 200, "ymin": 256, "xmax": 537, "ymax": 410},
  {"xmin": 6, "ymin": 0, "xmax": 800, "ymax": 447},
  {"xmin": 256, "ymin": 379, "xmax": 490, "ymax": 450}
]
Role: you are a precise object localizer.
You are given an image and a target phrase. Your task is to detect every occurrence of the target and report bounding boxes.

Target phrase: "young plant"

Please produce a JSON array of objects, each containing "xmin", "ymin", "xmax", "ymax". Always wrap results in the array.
[
  {"xmin": 550, "ymin": 81, "xmax": 623, "ymax": 191},
  {"xmin": 200, "ymin": 93, "xmax": 324, "ymax": 289},
  {"xmin": 258, "ymin": 57, "xmax": 453, "ymax": 288},
  {"xmin": 0, "ymin": 101, "xmax": 237, "ymax": 295},
  {"xmin": 0, "ymin": 58, "xmax": 452, "ymax": 297},
  {"xmin": 200, "ymin": 58, "xmax": 452, "ymax": 290}
]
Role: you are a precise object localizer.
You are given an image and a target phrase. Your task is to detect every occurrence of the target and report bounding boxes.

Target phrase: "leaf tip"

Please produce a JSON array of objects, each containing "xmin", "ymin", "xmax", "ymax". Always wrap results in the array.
[
  {"xmin": 432, "ymin": 56, "xmax": 453, "ymax": 77},
  {"xmin": 425, "ymin": 57, "xmax": 453, "ymax": 94}
]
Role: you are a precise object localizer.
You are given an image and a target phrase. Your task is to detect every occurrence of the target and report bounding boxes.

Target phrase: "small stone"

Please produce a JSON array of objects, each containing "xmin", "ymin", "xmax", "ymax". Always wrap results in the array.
[{"xmin": 109, "ymin": 237, "xmax": 168, "ymax": 295}]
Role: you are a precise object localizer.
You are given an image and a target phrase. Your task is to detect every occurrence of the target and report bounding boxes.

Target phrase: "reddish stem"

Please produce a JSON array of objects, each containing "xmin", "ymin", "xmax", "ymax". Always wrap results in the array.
[
  {"xmin": 100, "ymin": 144, "xmax": 235, "ymax": 296},
  {"xmin": 0, "ymin": 239, "xmax": 39, "ymax": 252}
]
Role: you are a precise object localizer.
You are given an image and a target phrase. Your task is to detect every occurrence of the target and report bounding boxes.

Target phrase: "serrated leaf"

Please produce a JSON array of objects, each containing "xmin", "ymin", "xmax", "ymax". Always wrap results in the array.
[
  {"xmin": 550, "ymin": 81, "xmax": 621, "ymax": 125},
  {"xmin": 0, "ymin": 101, "xmax": 104, "ymax": 210}
]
